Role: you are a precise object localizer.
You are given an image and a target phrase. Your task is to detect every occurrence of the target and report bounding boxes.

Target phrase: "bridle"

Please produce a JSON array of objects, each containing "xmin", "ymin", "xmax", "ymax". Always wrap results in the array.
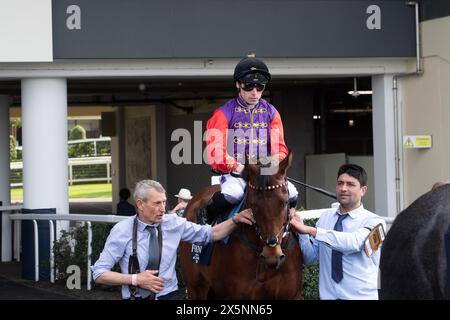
[{"xmin": 247, "ymin": 179, "xmax": 291, "ymax": 248}]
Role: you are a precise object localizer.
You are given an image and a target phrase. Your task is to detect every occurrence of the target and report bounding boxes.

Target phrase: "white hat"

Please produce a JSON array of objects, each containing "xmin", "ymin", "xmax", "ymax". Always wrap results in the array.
[{"xmin": 175, "ymin": 188, "xmax": 192, "ymax": 200}]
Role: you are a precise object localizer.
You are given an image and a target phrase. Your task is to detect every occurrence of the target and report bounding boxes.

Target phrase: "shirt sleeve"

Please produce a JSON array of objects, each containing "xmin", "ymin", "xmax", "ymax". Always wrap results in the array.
[
  {"xmin": 314, "ymin": 217, "xmax": 385, "ymax": 254},
  {"xmin": 298, "ymin": 234, "xmax": 320, "ymax": 265},
  {"xmin": 269, "ymin": 111, "xmax": 289, "ymax": 161},
  {"xmin": 91, "ymin": 225, "xmax": 128, "ymax": 280},
  {"xmin": 205, "ymin": 109, "xmax": 239, "ymax": 173},
  {"xmin": 179, "ymin": 218, "xmax": 213, "ymax": 244}
]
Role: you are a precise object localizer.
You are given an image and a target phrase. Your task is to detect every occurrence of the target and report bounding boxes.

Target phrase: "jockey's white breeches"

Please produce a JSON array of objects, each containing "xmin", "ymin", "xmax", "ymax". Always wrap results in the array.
[{"xmin": 220, "ymin": 174, "xmax": 298, "ymax": 204}]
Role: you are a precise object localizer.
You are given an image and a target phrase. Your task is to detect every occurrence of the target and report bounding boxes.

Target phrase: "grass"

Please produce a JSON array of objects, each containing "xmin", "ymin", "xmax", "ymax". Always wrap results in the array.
[{"xmin": 11, "ymin": 183, "xmax": 112, "ymax": 201}]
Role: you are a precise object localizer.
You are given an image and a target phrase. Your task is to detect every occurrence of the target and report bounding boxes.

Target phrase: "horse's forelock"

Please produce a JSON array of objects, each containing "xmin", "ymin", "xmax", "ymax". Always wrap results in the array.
[{"xmin": 256, "ymin": 169, "xmax": 270, "ymax": 190}]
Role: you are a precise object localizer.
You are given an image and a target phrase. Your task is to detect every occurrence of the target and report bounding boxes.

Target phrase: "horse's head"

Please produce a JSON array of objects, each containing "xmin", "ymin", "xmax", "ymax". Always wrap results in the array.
[{"xmin": 245, "ymin": 152, "xmax": 293, "ymax": 270}]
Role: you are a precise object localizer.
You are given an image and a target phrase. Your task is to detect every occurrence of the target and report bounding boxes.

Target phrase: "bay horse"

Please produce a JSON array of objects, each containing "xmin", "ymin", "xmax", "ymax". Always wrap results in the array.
[
  {"xmin": 179, "ymin": 153, "xmax": 302, "ymax": 299},
  {"xmin": 379, "ymin": 183, "xmax": 450, "ymax": 299}
]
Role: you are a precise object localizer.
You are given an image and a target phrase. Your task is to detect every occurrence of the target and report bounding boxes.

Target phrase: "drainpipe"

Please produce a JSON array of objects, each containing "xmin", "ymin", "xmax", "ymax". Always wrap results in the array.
[
  {"xmin": 392, "ymin": 1, "xmax": 423, "ymax": 214},
  {"xmin": 407, "ymin": 1, "xmax": 423, "ymax": 73}
]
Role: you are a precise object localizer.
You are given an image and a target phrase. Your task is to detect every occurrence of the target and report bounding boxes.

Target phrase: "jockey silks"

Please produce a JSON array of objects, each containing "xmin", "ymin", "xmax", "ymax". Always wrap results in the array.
[{"xmin": 206, "ymin": 96, "xmax": 288, "ymax": 173}]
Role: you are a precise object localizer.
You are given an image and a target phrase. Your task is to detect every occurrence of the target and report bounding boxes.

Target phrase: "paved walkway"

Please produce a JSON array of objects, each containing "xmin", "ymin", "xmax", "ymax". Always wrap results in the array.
[
  {"xmin": 0, "ymin": 262, "xmax": 75, "ymax": 300},
  {"xmin": 0, "ymin": 261, "xmax": 121, "ymax": 300},
  {"xmin": 1, "ymin": 200, "xmax": 121, "ymax": 300},
  {"xmin": 0, "ymin": 276, "xmax": 73, "ymax": 300}
]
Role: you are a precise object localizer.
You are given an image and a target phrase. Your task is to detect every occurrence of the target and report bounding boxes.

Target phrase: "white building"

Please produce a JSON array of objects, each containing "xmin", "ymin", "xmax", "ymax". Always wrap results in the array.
[{"xmin": 1, "ymin": 0, "xmax": 449, "ymax": 263}]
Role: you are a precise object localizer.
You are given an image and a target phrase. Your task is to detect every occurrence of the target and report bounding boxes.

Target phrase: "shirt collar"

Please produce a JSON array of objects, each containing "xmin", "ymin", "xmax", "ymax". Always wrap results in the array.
[
  {"xmin": 336, "ymin": 203, "xmax": 364, "ymax": 219},
  {"xmin": 237, "ymin": 95, "xmax": 259, "ymax": 109},
  {"xmin": 135, "ymin": 215, "xmax": 160, "ymax": 232}
]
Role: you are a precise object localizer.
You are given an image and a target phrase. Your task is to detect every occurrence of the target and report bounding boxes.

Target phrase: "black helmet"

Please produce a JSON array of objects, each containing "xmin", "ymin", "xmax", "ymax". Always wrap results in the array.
[{"xmin": 233, "ymin": 57, "xmax": 271, "ymax": 85}]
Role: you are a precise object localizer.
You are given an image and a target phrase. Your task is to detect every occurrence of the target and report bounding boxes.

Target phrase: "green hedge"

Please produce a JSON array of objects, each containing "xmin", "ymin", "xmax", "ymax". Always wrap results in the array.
[
  {"xmin": 301, "ymin": 218, "xmax": 320, "ymax": 300},
  {"xmin": 9, "ymin": 135, "xmax": 17, "ymax": 160},
  {"xmin": 53, "ymin": 223, "xmax": 115, "ymax": 283}
]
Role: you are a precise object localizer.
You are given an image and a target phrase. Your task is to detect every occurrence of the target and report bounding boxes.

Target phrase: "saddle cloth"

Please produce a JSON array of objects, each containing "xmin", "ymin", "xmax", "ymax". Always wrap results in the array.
[{"xmin": 191, "ymin": 193, "xmax": 247, "ymax": 265}]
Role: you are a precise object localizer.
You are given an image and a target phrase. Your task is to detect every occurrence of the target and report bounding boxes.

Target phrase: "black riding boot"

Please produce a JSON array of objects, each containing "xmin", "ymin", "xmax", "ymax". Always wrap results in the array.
[{"xmin": 206, "ymin": 191, "xmax": 234, "ymax": 223}]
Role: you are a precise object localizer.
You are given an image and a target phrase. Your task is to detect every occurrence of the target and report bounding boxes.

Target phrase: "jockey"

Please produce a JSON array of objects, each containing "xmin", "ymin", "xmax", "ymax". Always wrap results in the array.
[{"xmin": 205, "ymin": 56, "xmax": 299, "ymax": 217}]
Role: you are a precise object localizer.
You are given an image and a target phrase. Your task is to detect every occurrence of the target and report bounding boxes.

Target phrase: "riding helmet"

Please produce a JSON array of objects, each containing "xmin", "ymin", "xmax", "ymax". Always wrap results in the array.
[{"xmin": 233, "ymin": 57, "xmax": 271, "ymax": 85}]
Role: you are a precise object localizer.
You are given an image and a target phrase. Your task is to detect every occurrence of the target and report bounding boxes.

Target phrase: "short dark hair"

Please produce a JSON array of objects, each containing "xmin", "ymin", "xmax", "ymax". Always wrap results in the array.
[
  {"xmin": 337, "ymin": 164, "xmax": 367, "ymax": 187},
  {"xmin": 119, "ymin": 187, "xmax": 131, "ymax": 200}
]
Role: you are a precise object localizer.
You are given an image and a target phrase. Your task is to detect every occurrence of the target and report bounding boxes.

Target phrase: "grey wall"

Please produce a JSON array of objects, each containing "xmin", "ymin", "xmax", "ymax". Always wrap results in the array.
[
  {"xmin": 154, "ymin": 105, "xmax": 167, "ymax": 188},
  {"xmin": 166, "ymin": 112, "xmax": 212, "ymax": 208},
  {"xmin": 125, "ymin": 117, "xmax": 152, "ymax": 190},
  {"xmin": 304, "ymin": 154, "xmax": 375, "ymax": 211},
  {"xmin": 270, "ymin": 88, "xmax": 315, "ymax": 209},
  {"xmin": 348, "ymin": 155, "xmax": 375, "ymax": 212},
  {"xmin": 305, "ymin": 153, "xmax": 346, "ymax": 209},
  {"xmin": 420, "ymin": 0, "xmax": 450, "ymax": 21},
  {"xmin": 53, "ymin": 0, "xmax": 415, "ymax": 58}
]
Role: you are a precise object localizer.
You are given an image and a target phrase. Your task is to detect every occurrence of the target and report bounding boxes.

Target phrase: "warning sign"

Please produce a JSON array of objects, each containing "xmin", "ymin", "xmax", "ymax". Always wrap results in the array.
[{"xmin": 403, "ymin": 135, "xmax": 432, "ymax": 149}]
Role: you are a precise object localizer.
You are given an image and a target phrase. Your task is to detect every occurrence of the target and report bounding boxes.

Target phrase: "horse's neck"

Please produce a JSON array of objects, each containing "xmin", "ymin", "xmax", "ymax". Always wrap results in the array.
[{"xmin": 241, "ymin": 200, "xmax": 260, "ymax": 240}]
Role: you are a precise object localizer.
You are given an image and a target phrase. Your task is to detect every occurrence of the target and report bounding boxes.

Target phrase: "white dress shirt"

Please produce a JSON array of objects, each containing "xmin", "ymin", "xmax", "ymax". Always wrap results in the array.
[
  {"xmin": 298, "ymin": 204, "xmax": 385, "ymax": 300},
  {"xmin": 91, "ymin": 214, "xmax": 212, "ymax": 299}
]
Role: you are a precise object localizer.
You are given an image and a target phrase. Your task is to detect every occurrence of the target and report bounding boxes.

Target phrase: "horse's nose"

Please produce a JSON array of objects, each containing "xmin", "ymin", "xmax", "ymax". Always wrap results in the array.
[
  {"xmin": 266, "ymin": 235, "xmax": 278, "ymax": 247},
  {"xmin": 260, "ymin": 246, "xmax": 286, "ymax": 270},
  {"xmin": 261, "ymin": 253, "xmax": 285, "ymax": 270},
  {"xmin": 279, "ymin": 252, "xmax": 285, "ymax": 262}
]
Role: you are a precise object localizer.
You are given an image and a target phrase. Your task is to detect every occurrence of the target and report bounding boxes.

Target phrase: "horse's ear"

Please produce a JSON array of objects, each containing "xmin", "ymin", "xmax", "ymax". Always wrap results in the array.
[{"xmin": 278, "ymin": 152, "xmax": 293, "ymax": 176}]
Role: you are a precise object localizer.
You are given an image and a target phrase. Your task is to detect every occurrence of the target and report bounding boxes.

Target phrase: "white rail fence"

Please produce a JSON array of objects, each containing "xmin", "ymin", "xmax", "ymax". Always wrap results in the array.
[
  {"xmin": 10, "ymin": 156, "xmax": 111, "ymax": 187},
  {"xmin": 5, "ymin": 210, "xmax": 125, "ymax": 290},
  {"xmin": 67, "ymin": 137, "xmax": 111, "ymax": 158},
  {"xmin": 16, "ymin": 137, "xmax": 111, "ymax": 157},
  {"xmin": 12, "ymin": 137, "xmax": 112, "ymax": 187},
  {"xmin": 1, "ymin": 206, "xmax": 395, "ymax": 291}
]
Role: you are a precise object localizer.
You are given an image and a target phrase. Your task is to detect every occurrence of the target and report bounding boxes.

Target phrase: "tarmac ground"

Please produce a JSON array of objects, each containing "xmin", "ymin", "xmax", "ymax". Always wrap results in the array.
[{"xmin": 0, "ymin": 199, "xmax": 122, "ymax": 300}]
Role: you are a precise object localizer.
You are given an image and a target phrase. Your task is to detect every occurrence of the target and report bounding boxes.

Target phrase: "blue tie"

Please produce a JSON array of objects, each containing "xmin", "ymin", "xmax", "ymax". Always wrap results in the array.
[
  {"xmin": 139, "ymin": 226, "xmax": 159, "ymax": 299},
  {"xmin": 331, "ymin": 214, "xmax": 348, "ymax": 283}
]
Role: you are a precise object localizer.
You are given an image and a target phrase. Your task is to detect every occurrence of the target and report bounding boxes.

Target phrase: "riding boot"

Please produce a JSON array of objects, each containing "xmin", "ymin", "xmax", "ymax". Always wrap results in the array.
[{"xmin": 206, "ymin": 191, "xmax": 234, "ymax": 224}]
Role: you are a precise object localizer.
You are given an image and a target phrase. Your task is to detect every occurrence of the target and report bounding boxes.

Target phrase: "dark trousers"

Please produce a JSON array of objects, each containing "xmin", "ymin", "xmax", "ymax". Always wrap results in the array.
[
  {"xmin": 125, "ymin": 290, "xmax": 185, "ymax": 300},
  {"xmin": 158, "ymin": 289, "xmax": 185, "ymax": 300}
]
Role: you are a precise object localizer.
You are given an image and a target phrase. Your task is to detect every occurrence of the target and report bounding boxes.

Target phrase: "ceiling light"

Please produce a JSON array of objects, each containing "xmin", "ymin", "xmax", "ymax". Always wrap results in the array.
[
  {"xmin": 348, "ymin": 77, "xmax": 372, "ymax": 96},
  {"xmin": 347, "ymin": 90, "xmax": 372, "ymax": 95},
  {"xmin": 138, "ymin": 83, "xmax": 146, "ymax": 92},
  {"xmin": 330, "ymin": 108, "xmax": 372, "ymax": 113}
]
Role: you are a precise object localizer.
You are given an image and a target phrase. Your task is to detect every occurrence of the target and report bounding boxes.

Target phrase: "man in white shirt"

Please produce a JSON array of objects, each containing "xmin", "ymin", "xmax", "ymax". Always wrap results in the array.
[
  {"xmin": 92, "ymin": 179, "xmax": 254, "ymax": 300},
  {"xmin": 291, "ymin": 164, "xmax": 385, "ymax": 300}
]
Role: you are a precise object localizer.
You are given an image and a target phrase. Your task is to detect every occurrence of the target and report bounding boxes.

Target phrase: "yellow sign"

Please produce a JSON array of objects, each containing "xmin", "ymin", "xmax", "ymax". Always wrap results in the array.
[
  {"xmin": 364, "ymin": 223, "xmax": 386, "ymax": 257},
  {"xmin": 403, "ymin": 135, "xmax": 432, "ymax": 149}
]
